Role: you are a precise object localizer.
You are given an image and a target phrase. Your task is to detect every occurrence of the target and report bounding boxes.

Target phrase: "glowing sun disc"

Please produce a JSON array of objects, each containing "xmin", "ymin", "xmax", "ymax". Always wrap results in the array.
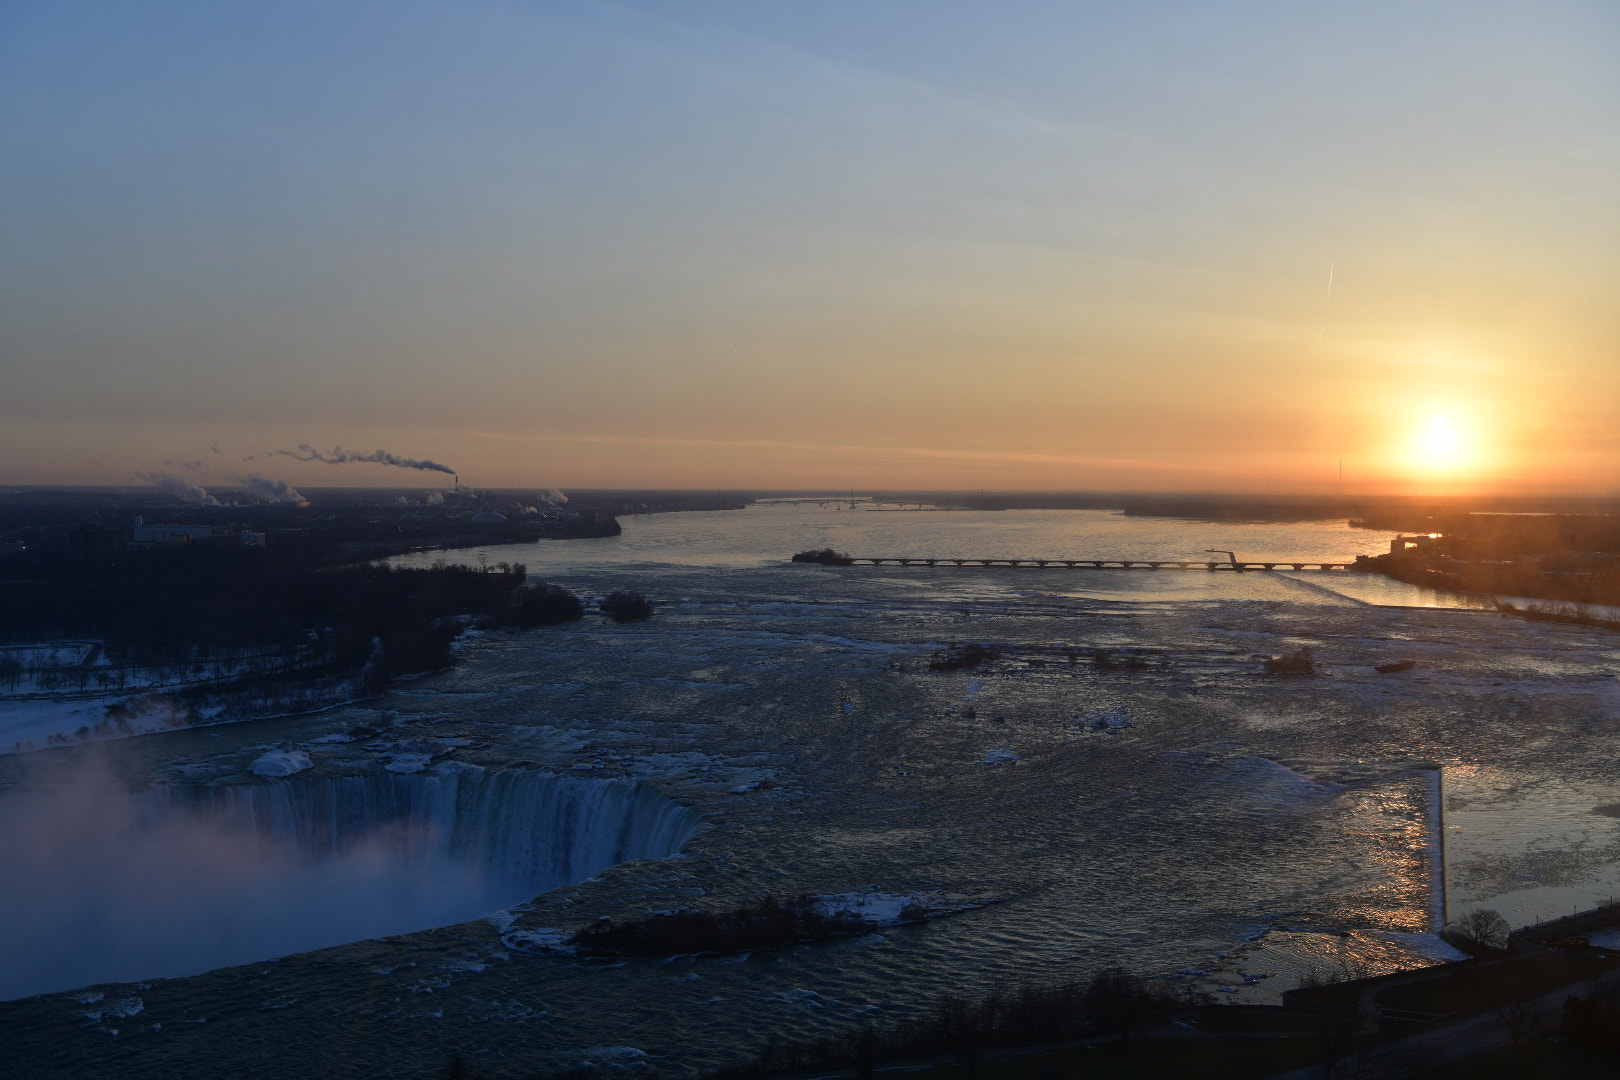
[{"xmin": 1421, "ymin": 415, "xmax": 1459, "ymax": 458}]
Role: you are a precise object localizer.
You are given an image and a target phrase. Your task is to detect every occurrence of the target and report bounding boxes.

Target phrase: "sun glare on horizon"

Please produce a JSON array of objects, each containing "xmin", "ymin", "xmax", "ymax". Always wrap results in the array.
[
  {"xmin": 1421, "ymin": 415, "xmax": 1459, "ymax": 459},
  {"xmin": 1407, "ymin": 412, "xmax": 1488, "ymax": 481}
]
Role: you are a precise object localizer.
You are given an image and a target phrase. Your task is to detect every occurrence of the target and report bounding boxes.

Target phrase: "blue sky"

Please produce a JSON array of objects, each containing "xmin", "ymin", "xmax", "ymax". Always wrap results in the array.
[{"xmin": 2, "ymin": 1, "xmax": 1615, "ymax": 490}]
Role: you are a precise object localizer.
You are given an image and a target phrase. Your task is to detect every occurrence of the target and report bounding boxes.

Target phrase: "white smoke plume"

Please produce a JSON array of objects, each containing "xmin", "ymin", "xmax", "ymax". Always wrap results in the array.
[
  {"xmin": 424, "ymin": 492, "xmax": 445, "ymax": 506},
  {"xmin": 542, "ymin": 489, "xmax": 568, "ymax": 505},
  {"xmin": 138, "ymin": 471, "xmax": 220, "ymax": 506},
  {"xmin": 239, "ymin": 473, "xmax": 304, "ymax": 504},
  {"xmin": 251, "ymin": 444, "xmax": 456, "ymax": 476}
]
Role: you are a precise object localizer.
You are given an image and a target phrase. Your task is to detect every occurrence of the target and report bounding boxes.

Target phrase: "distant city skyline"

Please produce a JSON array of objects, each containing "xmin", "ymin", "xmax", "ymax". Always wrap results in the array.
[{"xmin": 2, "ymin": 1, "xmax": 1615, "ymax": 493}]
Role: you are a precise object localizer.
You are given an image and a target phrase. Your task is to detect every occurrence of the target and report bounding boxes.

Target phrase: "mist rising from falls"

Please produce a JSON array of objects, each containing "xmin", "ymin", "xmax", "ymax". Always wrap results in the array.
[{"xmin": 0, "ymin": 765, "xmax": 698, "ymax": 1001}]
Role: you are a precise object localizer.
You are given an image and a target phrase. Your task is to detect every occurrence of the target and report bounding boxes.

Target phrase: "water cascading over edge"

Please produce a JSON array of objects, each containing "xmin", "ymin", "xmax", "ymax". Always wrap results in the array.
[{"xmin": 0, "ymin": 767, "xmax": 700, "ymax": 1000}]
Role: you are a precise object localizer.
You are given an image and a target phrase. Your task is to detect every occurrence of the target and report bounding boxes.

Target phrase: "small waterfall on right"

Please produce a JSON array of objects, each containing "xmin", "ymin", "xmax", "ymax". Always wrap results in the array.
[{"xmin": 0, "ymin": 767, "xmax": 700, "ymax": 1001}]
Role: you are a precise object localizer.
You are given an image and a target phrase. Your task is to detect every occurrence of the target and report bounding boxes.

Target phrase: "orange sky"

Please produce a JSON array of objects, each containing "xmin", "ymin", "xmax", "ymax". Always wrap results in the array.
[{"xmin": 2, "ymin": 2, "xmax": 1616, "ymax": 494}]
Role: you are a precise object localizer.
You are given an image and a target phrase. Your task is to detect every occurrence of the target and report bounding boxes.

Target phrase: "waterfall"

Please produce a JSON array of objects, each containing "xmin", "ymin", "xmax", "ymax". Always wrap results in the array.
[
  {"xmin": 148, "ymin": 766, "xmax": 698, "ymax": 888},
  {"xmin": 0, "ymin": 767, "xmax": 699, "ymax": 1001}
]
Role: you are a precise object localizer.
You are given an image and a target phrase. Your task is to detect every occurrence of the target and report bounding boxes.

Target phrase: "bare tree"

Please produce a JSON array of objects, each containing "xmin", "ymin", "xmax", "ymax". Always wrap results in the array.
[
  {"xmin": 1452, "ymin": 907, "xmax": 1511, "ymax": 952},
  {"xmin": 1495, "ymin": 995, "xmax": 1543, "ymax": 1072},
  {"xmin": 1085, "ymin": 966, "xmax": 1159, "ymax": 1047},
  {"xmin": 1320, "ymin": 1016, "xmax": 1367, "ymax": 1080}
]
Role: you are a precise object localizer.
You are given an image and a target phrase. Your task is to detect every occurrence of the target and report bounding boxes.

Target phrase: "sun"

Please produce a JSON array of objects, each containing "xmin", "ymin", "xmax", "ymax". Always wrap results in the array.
[
  {"xmin": 1421, "ymin": 415, "xmax": 1459, "ymax": 459},
  {"xmin": 1409, "ymin": 412, "xmax": 1476, "ymax": 476}
]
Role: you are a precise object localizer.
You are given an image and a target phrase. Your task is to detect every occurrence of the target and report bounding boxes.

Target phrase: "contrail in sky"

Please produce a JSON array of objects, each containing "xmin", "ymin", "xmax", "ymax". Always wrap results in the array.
[
  {"xmin": 1327, "ymin": 262, "xmax": 1334, "ymax": 301},
  {"xmin": 249, "ymin": 444, "xmax": 456, "ymax": 476}
]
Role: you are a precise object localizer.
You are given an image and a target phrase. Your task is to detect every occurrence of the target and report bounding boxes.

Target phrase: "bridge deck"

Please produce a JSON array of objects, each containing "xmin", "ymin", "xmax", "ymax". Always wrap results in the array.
[{"xmin": 839, "ymin": 558, "xmax": 1356, "ymax": 571}]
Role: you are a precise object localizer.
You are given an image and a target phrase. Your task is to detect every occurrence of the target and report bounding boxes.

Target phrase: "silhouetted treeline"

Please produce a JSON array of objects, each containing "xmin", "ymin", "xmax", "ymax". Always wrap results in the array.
[
  {"xmin": 850, "ymin": 491, "xmax": 1620, "ymax": 526},
  {"xmin": 599, "ymin": 590, "xmax": 654, "ymax": 622},
  {"xmin": 1562, "ymin": 991, "xmax": 1620, "ymax": 1052},
  {"xmin": 791, "ymin": 548, "xmax": 853, "ymax": 565},
  {"xmin": 0, "ymin": 490, "xmax": 620, "ymax": 566},
  {"xmin": 487, "ymin": 582, "xmax": 586, "ymax": 629},
  {"xmin": 0, "ymin": 543, "xmax": 584, "ymax": 688},
  {"xmin": 1380, "ymin": 512, "xmax": 1620, "ymax": 559},
  {"xmin": 571, "ymin": 894, "xmax": 871, "ymax": 958},
  {"xmin": 1364, "ymin": 548, "xmax": 1620, "ymax": 607}
]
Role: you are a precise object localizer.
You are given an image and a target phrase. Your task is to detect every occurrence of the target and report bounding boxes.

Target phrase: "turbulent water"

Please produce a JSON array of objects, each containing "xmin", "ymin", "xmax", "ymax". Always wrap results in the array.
[{"xmin": 3, "ymin": 504, "xmax": 1619, "ymax": 1078}]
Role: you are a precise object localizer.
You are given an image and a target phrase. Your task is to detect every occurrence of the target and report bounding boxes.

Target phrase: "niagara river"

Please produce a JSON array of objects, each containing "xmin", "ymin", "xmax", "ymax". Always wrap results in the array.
[{"xmin": 3, "ymin": 503, "xmax": 1619, "ymax": 1078}]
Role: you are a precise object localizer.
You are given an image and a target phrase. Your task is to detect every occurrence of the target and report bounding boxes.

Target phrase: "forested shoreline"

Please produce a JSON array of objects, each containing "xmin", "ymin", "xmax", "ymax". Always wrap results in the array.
[{"xmin": 0, "ymin": 543, "xmax": 585, "ymax": 724}]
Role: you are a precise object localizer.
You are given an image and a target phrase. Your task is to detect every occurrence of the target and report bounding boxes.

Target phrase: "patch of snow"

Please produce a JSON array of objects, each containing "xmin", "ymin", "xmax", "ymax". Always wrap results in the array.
[
  {"xmin": 1077, "ymin": 711, "xmax": 1131, "ymax": 733},
  {"xmin": 249, "ymin": 750, "xmax": 312, "ymax": 778},
  {"xmin": 1587, "ymin": 928, "xmax": 1620, "ymax": 949},
  {"xmin": 501, "ymin": 928, "xmax": 576, "ymax": 956},
  {"xmin": 1369, "ymin": 931, "xmax": 1470, "ymax": 964},
  {"xmin": 981, "ymin": 749, "xmax": 1020, "ymax": 765},
  {"xmin": 814, "ymin": 893, "xmax": 914, "ymax": 925},
  {"xmin": 384, "ymin": 754, "xmax": 431, "ymax": 774},
  {"xmin": 309, "ymin": 732, "xmax": 358, "ymax": 744},
  {"xmin": 82, "ymin": 997, "xmax": 144, "ymax": 1021},
  {"xmin": 438, "ymin": 959, "xmax": 486, "ymax": 973}
]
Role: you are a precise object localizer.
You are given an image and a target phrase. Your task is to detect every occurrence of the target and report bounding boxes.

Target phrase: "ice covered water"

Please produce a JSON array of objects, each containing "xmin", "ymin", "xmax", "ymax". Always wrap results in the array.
[{"xmin": 3, "ymin": 505, "xmax": 1618, "ymax": 1075}]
